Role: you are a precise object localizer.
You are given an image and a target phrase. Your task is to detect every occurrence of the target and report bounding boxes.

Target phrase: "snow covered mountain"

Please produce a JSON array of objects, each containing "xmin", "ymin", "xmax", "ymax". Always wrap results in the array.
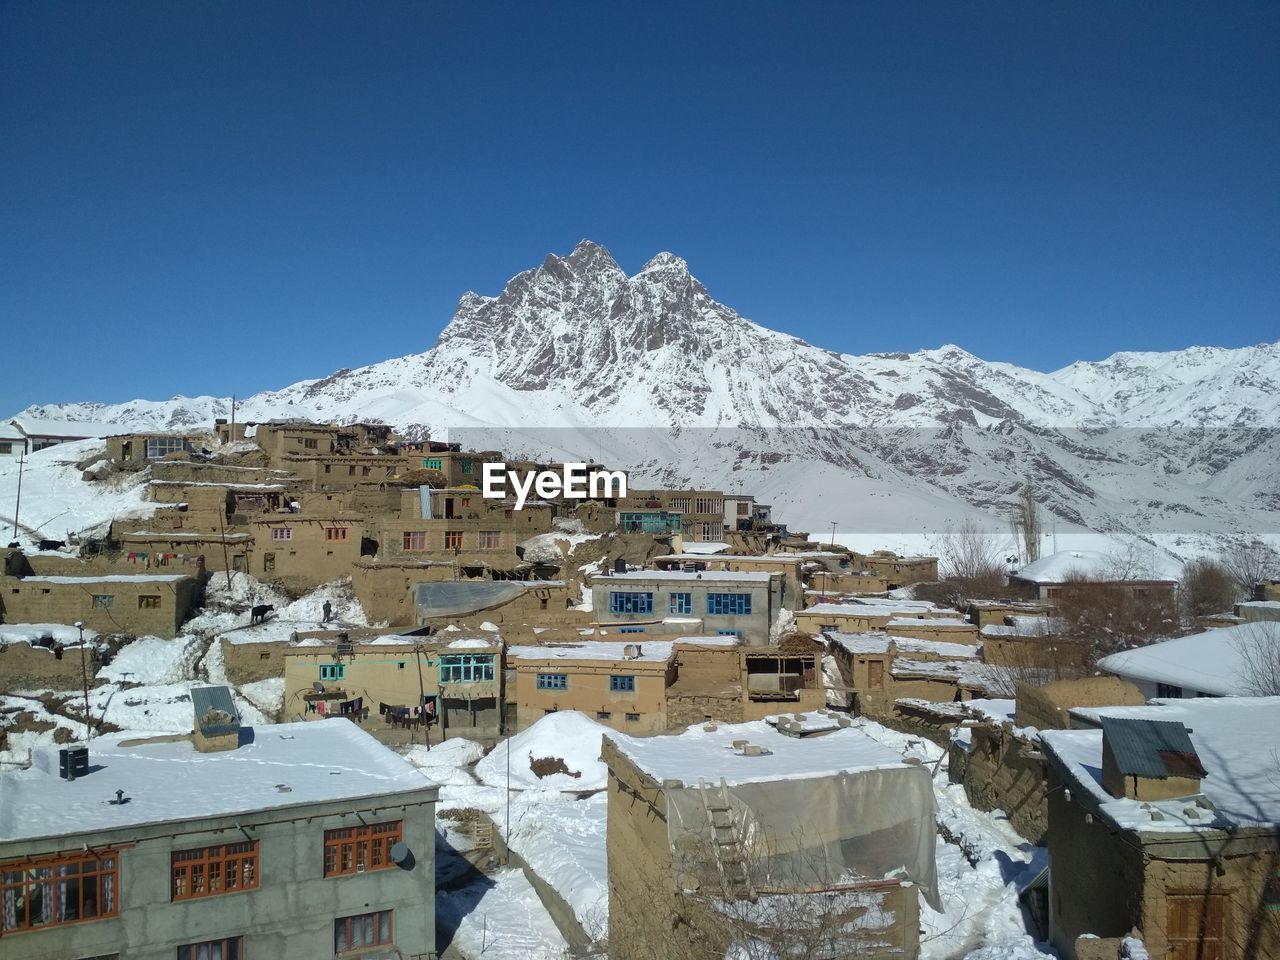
[{"xmin": 15, "ymin": 240, "xmax": 1280, "ymax": 553}]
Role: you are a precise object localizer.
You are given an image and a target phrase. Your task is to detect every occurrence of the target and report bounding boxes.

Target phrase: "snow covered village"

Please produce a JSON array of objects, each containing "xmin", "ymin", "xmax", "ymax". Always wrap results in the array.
[
  {"xmin": 1, "ymin": 413, "xmax": 1278, "ymax": 960},
  {"xmin": 5, "ymin": 5, "xmax": 1280, "ymax": 960}
]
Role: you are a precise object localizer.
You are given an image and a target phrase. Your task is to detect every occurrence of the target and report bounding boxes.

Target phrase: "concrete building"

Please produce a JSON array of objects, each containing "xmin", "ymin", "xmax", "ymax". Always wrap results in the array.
[
  {"xmin": 0, "ymin": 422, "xmax": 27, "ymax": 458},
  {"xmin": 0, "ymin": 709, "xmax": 437, "ymax": 960},
  {"xmin": 650, "ymin": 552, "xmax": 808, "ymax": 608},
  {"xmin": 590, "ymin": 570, "xmax": 781, "ymax": 646},
  {"xmin": 603, "ymin": 715, "xmax": 939, "ymax": 960},
  {"xmin": 8, "ymin": 416, "xmax": 119, "ymax": 452},
  {"xmin": 1, "ymin": 572, "xmax": 200, "ymax": 638},
  {"xmin": 1040, "ymin": 698, "xmax": 1280, "ymax": 960}
]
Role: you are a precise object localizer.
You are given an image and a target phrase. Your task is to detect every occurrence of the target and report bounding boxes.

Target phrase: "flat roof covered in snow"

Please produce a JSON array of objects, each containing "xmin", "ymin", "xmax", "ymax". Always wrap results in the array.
[
  {"xmin": 1012, "ymin": 549, "xmax": 1181, "ymax": 585},
  {"xmin": 19, "ymin": 574, "xmax": 193, "ymax": 584},
  {"xmin": 508, "ymin": 637, "xmax": 739, "ymax": 663},
  {"xmin": 597, "ymin": 570, "xmax": 774, "ymax": 583},
  {"xmin": 1042, "ymin": 698, "xmax": 1280, "ymax": 832},
  {"xmin": 0, "ymin": 719, "xmax": 436, "ymax": 844},
  {"xmin": 606, "ymin": 717, "xmax": 909, "ymax": 788},
  {"xmin": 1095, "ymin": 623, "xmax": 1267, "ymax": 697}
]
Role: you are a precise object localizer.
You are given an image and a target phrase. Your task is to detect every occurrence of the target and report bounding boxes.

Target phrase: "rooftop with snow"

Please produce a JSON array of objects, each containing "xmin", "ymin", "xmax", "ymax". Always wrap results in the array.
[
  {"xmin": 604, "ymin": 716, "xmax": 911, "ymax": 788},
  {"xmin": 1041, "ymin": 698, "xmax": 1280, "ymax": 833},
  {"xmin": 1012, "ymin": 549, "xmax": 1182, "ymax": 584},
  {"xmin": 1096, "ymin": 622, "xmax": 1273, "ymax": 697},
  {"xmin": 596, "ymin": 570, "xmax": 774, "ymax": 583},
  {"xmin": 507, "ymin": 636, "xmax": 740, "ymax": 663},
  {"xmin": 0, "ymin": 718, "xmax": 435, "ymax": 844}
]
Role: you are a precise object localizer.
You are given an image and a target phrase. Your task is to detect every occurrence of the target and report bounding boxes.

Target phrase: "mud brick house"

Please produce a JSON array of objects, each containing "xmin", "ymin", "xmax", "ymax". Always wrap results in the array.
[
  {"xmin": 281, "ymin": 635, "xmax": 503, "ymax": 740},
  {"xmin": 105, "ymin": 432, "xmax": 200, "ymax": 466},
  {"xmin": 507, "ymin": 637, "xmax": 740, "ymax": 734},
  {"xmin": 844, "ymin": 550, "xmax": 939, "ymax": 588},
  {"xmin": 0, "ymin": 624, "xmax": 102, "ymax": 692},
  {"xmin": 1, "ymin": 573, "xmax": 200, "ymax": 638},
  {"xmin": 603, "ymin": 715, "xmax": 939, "ymax": 960},
  {"xmin": 115, "ymin": 530, "xmax": 251, "ymax": 574},
  {"xmin": 619, "ymin": 489, "xmax": 732, "ymax": 542},
  {"xmin": 663, "ymin": 640, "xmax": 826, "ymax": 727},
  {"xmin": 0, "ymin": 711, "xmax": 437, "ymax": 960},
  {"xmin": 248, "ymin": 513, "xmax": 363, "ymax": 590},
  {"xmin": 1041, "ymin": 698, "xmax": 1280, "ymax": 960},
  {"xmin": 1008, "ymin": 549, "xmax": 1180, "ymax": 603},
  {"xmin": 147, "ymin": 480, "xmax": 293, "ymax": 533},
  {"xmin": 793, "ymin": 599, "xmax": 953, "ymax": 634},
  {"xmin": 966, "ymin": 599, "xmax": 1056, "ymax": 630},
  {"xmin": 824, "ymin": 631, "xmax": 982, "ymax": 715},
  {"xmin": 590, "ymin": 570, "xmax": 780, "ymax": 646}
]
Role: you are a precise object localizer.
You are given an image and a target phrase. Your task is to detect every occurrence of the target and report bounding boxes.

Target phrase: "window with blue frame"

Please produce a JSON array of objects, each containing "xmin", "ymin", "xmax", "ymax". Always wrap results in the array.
[
  {"xmin": 706, "ymin": 593, "xmax": 752, "ymax": 616},
  {"xmin": 669, "ymin": 592, "xmax": 692, "ymax": 615},
  {"xmin": 619, "ymin": 627, "xmax": 645, "ymax": 634},
  {"xmin": 610, "ymin": 591, "xmax": 654, "ymax": 614},
  {"xmin": 439, "ymin": 654, "xmax": 495, "ymax": 683},
  {"xmin": 610, "ymin": 675, "xmax": 636, "ymax": 692},
  {"xmin": 716, "ymin": 630, "xmax": 742, "ymax": 638},
  {"xmin": 319, "ymin": 663, "xmax": 345, "ymax": 681},
  {"xmin": 537, "ymin": 673, "xmax": 568, "ymax": 690}
]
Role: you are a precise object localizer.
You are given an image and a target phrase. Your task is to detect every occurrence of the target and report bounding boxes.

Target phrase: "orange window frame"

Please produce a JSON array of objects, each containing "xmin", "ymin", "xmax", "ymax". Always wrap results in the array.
[
  {"xmin": 0, "ymin": 849, "xmax": 120, "ymax": 932},
  {"xmin": 323, "ymin": 821, "xmax": 402, "ymax": 877},
  {"xmin": 402, "ymin": 531, "xmax": 427, "ymax": 551},
  {"xmin": 171, "ymin": 840, "xmax": 259, "ymax": 901},
  {"xmin": 443, "ymin": 531, "xmax": 464, "ymax": 550},
  {"xmin": 325, "ymin": 527, "xmax": 349, "ymax": 542},
  {"xmin": 334, "ymin": 909, "xmax": 394, "ymax": 954}
]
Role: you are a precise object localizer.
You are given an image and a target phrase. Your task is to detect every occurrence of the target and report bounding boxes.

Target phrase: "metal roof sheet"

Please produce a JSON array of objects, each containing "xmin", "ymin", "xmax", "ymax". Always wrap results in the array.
[{"xmin": 1101, "ymin": 716, "xmax": 1206, "ymax": 780}]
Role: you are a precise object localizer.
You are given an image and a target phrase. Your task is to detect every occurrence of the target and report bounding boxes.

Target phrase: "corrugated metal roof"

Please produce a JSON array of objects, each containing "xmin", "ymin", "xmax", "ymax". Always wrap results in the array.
[
  {"xmin": 191, "ymin": 685, "xmax": 241, "ymax": 736},
  {"xmin": 1102, "ymin": 716, "xmax": 1206, "ymax": 780}
]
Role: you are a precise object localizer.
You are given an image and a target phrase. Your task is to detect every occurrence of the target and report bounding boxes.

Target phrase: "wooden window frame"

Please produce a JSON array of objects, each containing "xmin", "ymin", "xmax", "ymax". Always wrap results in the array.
[
  {"xmin": 402, "ymin": 531, "xmax": 427, "ymax": 552},
  {"xmin": 323, "ymin": 821, "xmax": 402, "ymax": 878},
  {"xmin": 477, "ymin": 530, "xmax": 501, "ymax": 550},
  {"xmin": 171, "ymin": 841, "xmax": 259, "ymax": 901},
  {"xmin": 443, "ymin": 531, "xmax": 464, "ymax": 551},
  {"xmin": 0, "ymin": 849, "xmax": 120, "ymax": 932},
  {"xmin": 334, "ymin": 909, "xmax": 394, "ymax": 954},
  {"xmin": 137, "ymin": 594, "xmax": 162, "ymax": 609},
  {"xmin": 178, "ymin": 935, "xmax": 244, "ymax": 960},
  {"xmin": 324, "ymin": 527, "xmax": 349, "ymax": 542}
]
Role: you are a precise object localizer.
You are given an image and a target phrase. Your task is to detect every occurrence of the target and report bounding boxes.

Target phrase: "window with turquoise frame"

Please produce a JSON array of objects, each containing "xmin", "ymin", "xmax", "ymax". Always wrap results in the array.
[{"xmin": 319, "ymin": 663, "xmax": 345, "ymax": 681}]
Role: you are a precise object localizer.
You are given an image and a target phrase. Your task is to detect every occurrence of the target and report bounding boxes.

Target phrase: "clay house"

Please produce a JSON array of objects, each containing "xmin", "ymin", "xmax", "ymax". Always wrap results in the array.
[
  {"xmin": 7, "ymin": 415, "xmax": 119, "ymax": 452},
  {"xmin": 886, "ymin": 615, "xmax": 980, "ymax": 645},
  {"xmin": 253, "ymin": 420, "xmax": 343, "ymax": 464},
  {"xmin": 979, "ymin": 615, "xmax": 1087, "ymax": 671},
  {"xmin": 1235, "ymin": 599, "xmax": 1280, "ymax": 624},
  {"xmin": 603, "ymin": 715, "xmax": 940, "ymax": 960},
  {"xmin": 0, "ymin": 710, "xmax": 437, "ymax": 960},
  {"xmin": 114, "ymin": 529, "xmax": 250, "ymax": 574},
  {"xmin": 213, "ymin": 417, "xmax": 247, "ymax": 444},
  {"xmin": 281, "ymin": 634, "xmax": 503, "ymax": 740},
  {"xmin": 1095, "ymin": 622, "xmax": 1274, "ymax": 699},
  {"xmin": 249, "ymin": 513, "xmax": 363, "ymax": 591},
  {"xmin": 147, "ymin": 479, "xmax": 293, "ymax": 533},
  {"xmin": 1, "ymin": 572, "xmax": 200, "ymax": 638},
  {"xmin": 651, "ymin": 552, "xmax": 807, "ymax": 608},
  {"xmin": 966, "ymin": 599, "xmax": 1056, "ymax": 630},
  {"xmin": 374, "ymin": 485, "xmax": 555, "ymax": 567},
  {"xmin": 793, "ymin": 599, "xmax": 953, "ymax": 634},
  {"xmin": 0, "ymin": 623, "xmax": 102, "ymax": 693},
  {"xmin": 590, "ymin": 569, "xmax": 781, "ymax": 646},
  {"xmin": 105, "ymin": 432, "xmax": 198, "ymax": 467},
  {"xmin": 824, "ymin": 631, "xmax": 982, "ymax": 716},
  {"xmin": 1040, "ymin": 697, "xmax": 1280, "ymax": 960},
  {"xmin": 663, "ymin": 639, "xmax": 826, "ymax": 727},
  {"xmin": 848, "ymin": 550, "xmax": 940, "ymax": 588},
  {"xmin": 507, "ymin": 636, "xmax": 741, "ymax": 734},
  {"xmin": 620, "ymin": 489, "xmax": 731, "ymax": 542},
  {"xmin": 1008, "ymin": 549, "xmax": 1181, "ymax": 603}
]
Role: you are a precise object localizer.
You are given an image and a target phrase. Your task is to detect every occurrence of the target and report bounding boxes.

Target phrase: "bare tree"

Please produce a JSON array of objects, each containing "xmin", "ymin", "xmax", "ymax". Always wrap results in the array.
[
  {"xmin": 1014, "ymin": 484, "xmax": 1042, "ymax": 565},
  {"xmin": 1234, "ymin": 621, "xmax": 1280, "ymax": 696},
  {"xmin": 1180, "ymin": 558, "xmax": 1238, "ymax": 622},
  {"xmin": 1222, "ymin": 539, "xmax": 1280, "ymax": 600},
  {"xmin": 1054, "ymin": 571, "xmax": 1180, "ymax": 661},
  {"xmin": 929, "ymin": 519, "xmax": 1009, "ymax": 604}
]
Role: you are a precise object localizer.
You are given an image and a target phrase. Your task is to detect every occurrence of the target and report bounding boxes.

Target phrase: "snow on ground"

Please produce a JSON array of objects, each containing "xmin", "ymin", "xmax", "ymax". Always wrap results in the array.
[
  {"xmin": 0, "ymin": 623, "xmax": 99, "ymax": 647},
  {"xmin": 0, "ymin": 439, "xmax": 154, "ymax": 546},
  {"xmin": 476, "ymin": 711, "xmax": 610, "ymax": 791},
  {"xmin": 97, "ymin": 634, "xmax": 205, "ymax": 684},
  {"xmin": 519, "ymin": 517, "xmax": 604, "ymax": 565},
  {"xmin": 400, "ymin": 738, "xmax": 487, "ymax": 787},
  {"xmin": 237, "ymin": 678, "xmax": 284, "ymax": 717},
  {"xmin": 0, "ymin": 695, "xmax": 85, "ymax": 767},
  {"xmin": 436, "ymin": 867, "xmax": 569, "ymax": 960}
]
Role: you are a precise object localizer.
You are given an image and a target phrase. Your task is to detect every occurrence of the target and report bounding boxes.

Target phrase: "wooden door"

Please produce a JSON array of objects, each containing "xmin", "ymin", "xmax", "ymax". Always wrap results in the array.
[
  {"xmin": 1167, "ymin": 893, "xmax": 1225, "ymax": 960},
  {"xmin": 868, "ymin": 660, "xmax": 885, "ymax": 689}
]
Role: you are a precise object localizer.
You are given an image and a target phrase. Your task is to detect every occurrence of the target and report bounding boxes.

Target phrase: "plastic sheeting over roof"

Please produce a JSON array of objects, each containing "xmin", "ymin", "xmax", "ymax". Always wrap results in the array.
[{"xmin": 413, "ymin": 580, "xmax": 530, "ymax": 619}]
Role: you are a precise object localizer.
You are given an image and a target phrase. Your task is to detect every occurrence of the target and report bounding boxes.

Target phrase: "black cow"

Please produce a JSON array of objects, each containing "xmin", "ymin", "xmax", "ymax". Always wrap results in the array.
[
  {"xmin": 38, "ymin": 539, "xmax": 66, "ymax": 551},
  {"xmin": 250, "ymin": 604, "xmax": 275, "ymax": 625}
]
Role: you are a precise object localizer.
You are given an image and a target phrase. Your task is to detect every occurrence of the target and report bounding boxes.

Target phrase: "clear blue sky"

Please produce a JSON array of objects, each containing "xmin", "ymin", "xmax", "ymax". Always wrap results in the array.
[{"xmin": 3, "ymin": 2, "xmax": 1277, "ymax": 415}]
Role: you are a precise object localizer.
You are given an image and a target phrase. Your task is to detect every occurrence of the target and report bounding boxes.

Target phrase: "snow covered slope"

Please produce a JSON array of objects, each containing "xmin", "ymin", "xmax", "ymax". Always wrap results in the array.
[{"xmin": 13, "ymin": 241, "xmax": 1280, "ymax": 551}]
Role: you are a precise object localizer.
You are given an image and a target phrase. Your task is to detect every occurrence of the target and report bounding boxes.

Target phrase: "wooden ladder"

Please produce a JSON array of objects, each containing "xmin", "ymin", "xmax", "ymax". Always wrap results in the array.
[{"xmin": 698, "ymin": 777, "xmax": 754, "ymax": 897}]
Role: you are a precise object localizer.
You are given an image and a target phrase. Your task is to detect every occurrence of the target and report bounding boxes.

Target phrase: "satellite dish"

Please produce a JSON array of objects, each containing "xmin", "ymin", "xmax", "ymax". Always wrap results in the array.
[
  {"xmin": 389, "ymin": 842, "xmax": 410, "ymax": 864},
  {"xmin": 312, "ymin": 681, "xmax": 325, "ymax": 692}
]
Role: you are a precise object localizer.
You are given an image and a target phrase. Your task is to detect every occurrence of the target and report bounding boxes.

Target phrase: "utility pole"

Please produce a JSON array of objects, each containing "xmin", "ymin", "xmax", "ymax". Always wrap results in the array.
[
  {"xmin": 829, "ymin": 521, "xmax": 838, "ymax": 547},
  {"xmin": 413, "ymin": 644, "xmax": 428, "ymax": 749},
  {"xmin": 230, "ymin": 395, "xmax": 236, "ymax": 441},
  {"xmin": 217, "ymin": 509, "xmax": 234, "ymax": 591},
  {"xmin": 76, "ymin": 621, "xmax": 92, "ymax": 740},
  {"xmin": 12, "ymin": 447, "xmax": 25, "ymax": 540}
]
